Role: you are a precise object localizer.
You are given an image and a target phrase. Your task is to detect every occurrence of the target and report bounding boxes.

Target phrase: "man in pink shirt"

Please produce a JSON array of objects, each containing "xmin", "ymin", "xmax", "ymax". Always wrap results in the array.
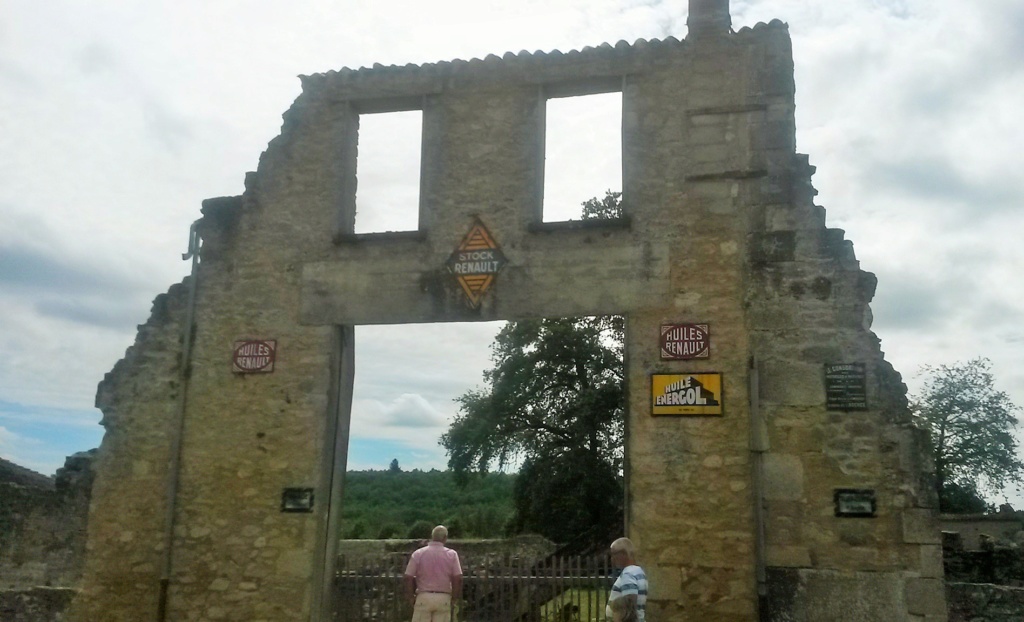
[{"xmin": 403, "ymin": 525, "xmax": 463, "ymax": 622}]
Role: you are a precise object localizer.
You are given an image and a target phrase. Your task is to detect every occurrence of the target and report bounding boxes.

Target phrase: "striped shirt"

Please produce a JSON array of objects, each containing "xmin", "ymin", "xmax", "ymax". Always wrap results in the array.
[{"xmin": 608, "ymin": 564, "xmax": 647, "ymax": 621}]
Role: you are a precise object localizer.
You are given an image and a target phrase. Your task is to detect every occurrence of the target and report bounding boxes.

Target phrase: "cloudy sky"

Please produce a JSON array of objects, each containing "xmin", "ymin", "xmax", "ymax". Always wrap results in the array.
[{"xmin": 2, "ymin": 1, "xmax": 1022, "ymax": 502}]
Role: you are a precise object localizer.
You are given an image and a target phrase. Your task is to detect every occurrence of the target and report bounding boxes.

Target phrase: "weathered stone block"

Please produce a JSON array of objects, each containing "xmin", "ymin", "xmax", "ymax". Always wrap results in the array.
[
  {"xmin": 903, "ymin": 509, "xmax": 942, "ymax": 544},
  {"xmin": 763, "ymin": 453, "xmax": 804, "ymax": 501},
  {"xmin": 765, "ymin": 545, "xmax": 811, "ymax": 567},
  {"xmin": 905, "ymin": 578, "xmax": 947, "ymax": 616},
  {"xmin": 759, "ymin": 360, "xmax": 824, "ymax": 406},
  {"xmin": 647, "ymin": 564, "xmax": 683, "ymax": 601},
  {"xmin": 765, "ymin": 568, "xmax": 906, "ymax": 622},
  {"xmin": 919, "ymin": 545, "xmax": 944, "ymax": 579}
]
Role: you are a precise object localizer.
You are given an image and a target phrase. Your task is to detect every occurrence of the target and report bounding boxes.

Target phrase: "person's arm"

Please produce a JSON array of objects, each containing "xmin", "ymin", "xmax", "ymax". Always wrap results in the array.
[
  {"xmin": 451, "ymin": 573, "xmax": 463, "ymax": 601},
  {"xmin": 450, "ymin": 551, "xmax": 464, "ymax": 601},
  {"xmin": 404, "ymin": 574, "xmax": 417, "ymax": 605},
  {"xmin": 608, "ymin": 594, "xmax": 637, "ymax": 622}
]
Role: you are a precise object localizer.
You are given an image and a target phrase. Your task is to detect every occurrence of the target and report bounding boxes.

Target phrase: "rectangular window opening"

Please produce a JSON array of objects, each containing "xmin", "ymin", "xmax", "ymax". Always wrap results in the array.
[
  {"xmin": 338, "ymin": 316, "xmax": 625, "ymax": 542},
  {"xmin": 542, "ymin": 91, "xmax": 623, "ymax": 223},
  {"xmin": 354, "ymin": 110, "xmax": 422, "ymax": 234}
]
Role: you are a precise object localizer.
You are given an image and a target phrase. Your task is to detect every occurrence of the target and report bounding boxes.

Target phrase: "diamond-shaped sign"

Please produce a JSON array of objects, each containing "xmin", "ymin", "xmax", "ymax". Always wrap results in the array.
[{"xmin": 446, "ymin": 219, "xmax": 508, "ymax": 307}]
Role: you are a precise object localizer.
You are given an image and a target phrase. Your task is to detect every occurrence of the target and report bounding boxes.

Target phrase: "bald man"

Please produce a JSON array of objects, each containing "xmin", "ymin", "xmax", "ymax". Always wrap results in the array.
[
  {"xmin": 403, "ymin": 525, "xmax": 463, "ymax": 622},
  {"xmin": 606, "ymin": 537, "xmax": 647, "ymax": 622}
]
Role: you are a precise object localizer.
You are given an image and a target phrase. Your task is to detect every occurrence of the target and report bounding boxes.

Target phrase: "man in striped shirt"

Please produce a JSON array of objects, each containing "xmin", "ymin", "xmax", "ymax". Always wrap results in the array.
[{"xmin": 606, "ymin": 537, "xmax": 647, "ymax": 622}]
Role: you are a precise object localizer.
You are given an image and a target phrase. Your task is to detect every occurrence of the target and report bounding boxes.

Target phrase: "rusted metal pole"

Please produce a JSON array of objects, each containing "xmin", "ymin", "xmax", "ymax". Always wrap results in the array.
[
  {"xmin": 156, "ymin": 220, "xmax": 202, "ymax": 622},
  {"xmin": 749, "ymin": 357, "xmax": 769, "ymax": 614}
]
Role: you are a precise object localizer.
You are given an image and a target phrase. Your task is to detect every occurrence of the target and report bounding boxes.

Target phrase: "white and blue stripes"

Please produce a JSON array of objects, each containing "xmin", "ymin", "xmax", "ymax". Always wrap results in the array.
[{"xmin": 609, "ymin": 564, "xmax": 648, "ymax": 621}]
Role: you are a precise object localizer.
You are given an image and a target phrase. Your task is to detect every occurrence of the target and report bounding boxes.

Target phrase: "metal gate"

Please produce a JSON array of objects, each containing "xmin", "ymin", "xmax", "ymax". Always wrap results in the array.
[{"xmin": 333, "ymin": 553, "xmax": 613, "ymax": 622}]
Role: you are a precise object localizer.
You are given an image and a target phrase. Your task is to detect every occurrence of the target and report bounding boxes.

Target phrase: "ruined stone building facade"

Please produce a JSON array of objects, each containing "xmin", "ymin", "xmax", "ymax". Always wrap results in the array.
[
  {"xmin": 1, "ymin": 454, "xmax": 93, "ymax": 620},
  {"xmin": 69, "ymin": 1, "xmax": 946, "ymax": 620}
]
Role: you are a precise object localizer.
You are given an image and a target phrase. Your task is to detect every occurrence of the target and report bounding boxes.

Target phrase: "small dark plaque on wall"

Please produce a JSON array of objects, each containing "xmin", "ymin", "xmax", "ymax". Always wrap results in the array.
[
  {"xmin": 834, "ymin": 488, "xmax": 876, "ymax": 518},
  {"xmin": 233, "ymin": 339, "xmax": 277, "ymax": 374},
  {"xmin": 281, "ymin": 488, "xmax": 315, "ymax": 513},
  {"xmin": 824, "ymin": 363, "xmax": 868, "ymax": 411},
  {"xmin": 659, "ymin": 323, "xmax": 710, "ymax": 360}
]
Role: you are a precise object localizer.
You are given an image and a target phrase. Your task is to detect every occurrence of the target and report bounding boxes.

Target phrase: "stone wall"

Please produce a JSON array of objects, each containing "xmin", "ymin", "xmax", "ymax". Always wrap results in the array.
[
  {"xmin": 0, "ymin": 453, "xmax": 94, "ymax": 590},
  {"xmin": 67, "ymin": 282, "xmax": 198, "ymax": 619},
  {"xmin": 947, "ymin": 583, "xmax": 1024, "ymax": 622},
  {"xmin": 0, "ymin": 587, "xmax": 77, "ymax": 622},
  {"xmin": 70, "ymin": 2, "xmax": 943, "ymax": 620},
  {"xmin": 941, "ymin": 512, "xmax": 1024, "ymax": 551},
  {"xmin": 0, "ymin": 458, "xmax": 55, "ymax": 489},
  {"xmin": 335, "ymin": 535, "xmax": 556, "ymax": 561},
  {"xmin": 943, "ymin": 527, "xmax": 1024, "ymax": 587}
]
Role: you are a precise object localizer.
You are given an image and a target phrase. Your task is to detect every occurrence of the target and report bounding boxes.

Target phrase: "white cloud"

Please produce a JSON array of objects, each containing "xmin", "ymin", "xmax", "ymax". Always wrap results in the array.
[
  {"xmin": 0, "ymin": 424, "xmax": 48, "ymax": 473},
  {"xmin": 347, "ymin": 323, "xmax": 503, "ymax": 459},
  {"xmin": 352, "ymin": 394, "xmax": 447, "ymax": 434}
]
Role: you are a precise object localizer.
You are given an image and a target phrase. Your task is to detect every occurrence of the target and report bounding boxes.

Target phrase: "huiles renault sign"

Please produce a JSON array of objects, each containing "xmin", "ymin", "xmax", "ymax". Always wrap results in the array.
[
  {"xmin": 232, "ymin": 339, "xmax": 277, "ymax": 373},
  {"xmin": 660, "ymin": 323, "xmax": 710, "ymax": 360}
]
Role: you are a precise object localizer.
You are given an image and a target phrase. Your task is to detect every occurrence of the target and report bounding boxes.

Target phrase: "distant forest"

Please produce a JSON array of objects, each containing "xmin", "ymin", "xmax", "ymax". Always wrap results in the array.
[{"xmin": 338, "ymin": 464, "xmax": 515, "ymax": 539}]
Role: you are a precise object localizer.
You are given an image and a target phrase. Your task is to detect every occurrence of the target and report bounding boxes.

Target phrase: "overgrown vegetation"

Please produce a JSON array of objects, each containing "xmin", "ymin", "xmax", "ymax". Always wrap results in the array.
[{"xmin": 337, "ymin": 468, "xmax": 515, "ymax": 539}]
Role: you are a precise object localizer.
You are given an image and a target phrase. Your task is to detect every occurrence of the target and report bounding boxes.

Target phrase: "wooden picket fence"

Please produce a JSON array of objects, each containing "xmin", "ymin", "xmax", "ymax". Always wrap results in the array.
[{"xmin": 333, "ymin": 553, "xmax": 614, "ymax": 622}]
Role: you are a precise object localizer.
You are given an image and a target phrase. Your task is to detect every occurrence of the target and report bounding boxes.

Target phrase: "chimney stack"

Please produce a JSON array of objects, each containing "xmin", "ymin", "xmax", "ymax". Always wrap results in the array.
[{"xmin": 687, "ymin": 0, "xmax": 732, "ymax": 38}]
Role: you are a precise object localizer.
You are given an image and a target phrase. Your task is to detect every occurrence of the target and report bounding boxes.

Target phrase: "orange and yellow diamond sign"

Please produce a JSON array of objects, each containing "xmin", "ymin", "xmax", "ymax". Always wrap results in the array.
[{"xmin": 446, "ymin": 218, "xmax": 508, "ymax": 307}]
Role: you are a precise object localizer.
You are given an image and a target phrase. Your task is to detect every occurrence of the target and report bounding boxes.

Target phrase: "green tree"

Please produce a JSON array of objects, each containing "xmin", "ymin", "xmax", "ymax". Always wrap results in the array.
[
  {"xmin": 441, "ymin": 315, "xmax": 625, "ymax": 546},
  {"xmin": 511, "ymin": 449, "xmax": 623, "ymax": 544},
  {"xmin": 912, "ymin": 358, "xmax": 1024, "ymax": 513},
  {"xmin": 337, "ymin": 469, "xmax": 515, "ymax": 540},
  {"xmin": 939, "ymin": 482, "xmax": 991, "ymax": 514},
  {"xmin": 377, "ymin": 523, "xmax": 402, "ymax": 539},
  {"xmin": 581, "ymin": 190, "xmax": 622, "ymax": 220},
  {"xmin": 389, "ymin": 458, "xmax": 401, "ymax": 473},
  {"xmin": 407, "ymin": 520, "xmax": 433, "ymax": 539},
  {"xmin": 344, "ymin": 520, "xmax": 368, "ymax": 539}
]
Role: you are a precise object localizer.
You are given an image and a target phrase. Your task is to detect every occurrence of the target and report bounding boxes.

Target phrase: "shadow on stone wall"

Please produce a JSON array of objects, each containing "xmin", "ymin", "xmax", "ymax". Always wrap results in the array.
[
  {"xmin": 942, "ymin": 510, "xmax": 1024, "ymax": 587},
  {"xmin": 947, "ymin": 583, "xmax": 1024, "ymax": 622},
  {"xmin": 0, "ymin": 587, "xmax": 77, "ymax": 622}
]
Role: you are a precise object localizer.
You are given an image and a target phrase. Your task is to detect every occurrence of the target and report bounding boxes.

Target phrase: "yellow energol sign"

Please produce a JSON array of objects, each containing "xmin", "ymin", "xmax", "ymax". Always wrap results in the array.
[
  {"xmin": 445, "ymin": 218, "xmax": 508, "ymax": 307},
  {"xmin": 651, "ymin": 373, "xmax": 723, "ymax": 416}
]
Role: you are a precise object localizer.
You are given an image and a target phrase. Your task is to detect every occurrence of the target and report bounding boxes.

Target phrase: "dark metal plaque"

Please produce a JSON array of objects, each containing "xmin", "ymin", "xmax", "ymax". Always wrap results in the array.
[
  {"xmin": 660, "ymin": 323, "xmax": 710, "ymax": 360},
  {"xmin": 232, "ymin": 339, "xmax": 277, "ymax": 374},
  {"xmin": 834, "ymin": 488, "xmax": 876, "ymax": 518},
  {"xmin": 824, "ymin": 363, "xmax": 867, "ymax": 411},
  {"xmin": 281, "ymin": 488, "xmax": 315, "ymax": 513}
]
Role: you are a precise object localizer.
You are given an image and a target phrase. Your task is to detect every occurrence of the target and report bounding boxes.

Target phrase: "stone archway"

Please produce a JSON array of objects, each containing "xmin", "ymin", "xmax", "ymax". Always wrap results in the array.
[{"xmin": 69, "ymin": 2, "xmax": 944, "ymax": 621}]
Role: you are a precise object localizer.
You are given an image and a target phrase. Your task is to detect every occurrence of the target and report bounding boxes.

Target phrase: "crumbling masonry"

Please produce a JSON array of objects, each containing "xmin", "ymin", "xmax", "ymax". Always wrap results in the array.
[{"xmin": 69, "ymin": 1, "xmax": 946, "ymax": 620}]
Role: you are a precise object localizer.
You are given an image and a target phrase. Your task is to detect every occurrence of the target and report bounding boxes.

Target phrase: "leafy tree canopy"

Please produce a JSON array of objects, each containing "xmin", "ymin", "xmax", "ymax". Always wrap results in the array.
[
  {"xmin": 580, "ymin": 190, "xmax": 622, "ymax": 220},
  {"xmin": 442, "ymin": 315, "xmax": 625, "ymax": 546},
  {"xmin": 911, "ymin": 357, "xmax": 1024, "ymax": 513},
  {"xmin": 940, "ymin": 482, "xmax": 992, "ymax": 514}
]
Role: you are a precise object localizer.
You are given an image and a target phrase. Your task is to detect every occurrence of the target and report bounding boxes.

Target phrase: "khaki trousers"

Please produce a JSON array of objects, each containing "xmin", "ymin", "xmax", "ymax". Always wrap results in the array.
[{"xmin": 411, "ymin": 591, "xmax": 452, "ymax": 622}]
